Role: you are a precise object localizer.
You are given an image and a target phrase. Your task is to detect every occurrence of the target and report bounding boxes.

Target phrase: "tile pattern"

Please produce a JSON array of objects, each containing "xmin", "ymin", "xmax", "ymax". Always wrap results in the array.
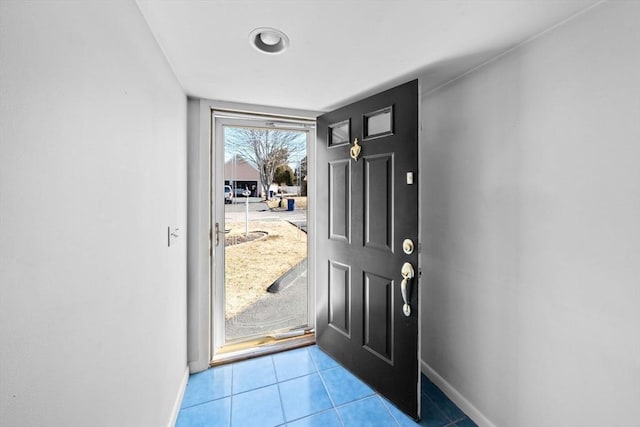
[{"xmin": 176, "ymin": 345, "xmax": 477, "ymax": 427}]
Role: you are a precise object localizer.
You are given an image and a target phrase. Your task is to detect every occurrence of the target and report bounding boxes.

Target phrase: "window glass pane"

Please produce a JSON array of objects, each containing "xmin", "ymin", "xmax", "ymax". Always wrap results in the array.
[
  {"xmin": 365, "ymin": 108, "xmax": 392, "ymax": 138},
  {"xmin": 223, "ymin": 126, "xmax": 308, "ymax": 343},
  {"xmin": 330, "ymin": 121, "xmax": 349, "ymax": 146}
]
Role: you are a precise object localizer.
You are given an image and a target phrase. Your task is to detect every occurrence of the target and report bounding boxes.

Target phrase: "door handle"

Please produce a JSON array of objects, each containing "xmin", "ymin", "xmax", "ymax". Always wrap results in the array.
[
  {"xmin": 215, "ymin": 222, "xmax": 221, "ymax": 247},
  {"xmin": 400, "ymin": 262, "xmax": 414, "ymax": 317}
]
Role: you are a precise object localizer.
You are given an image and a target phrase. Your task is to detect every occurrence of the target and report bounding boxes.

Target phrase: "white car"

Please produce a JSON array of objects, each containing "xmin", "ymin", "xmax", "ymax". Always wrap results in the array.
[{"xmin": 224, "ymin": 185, "xmax": 233, "ymax": 204}]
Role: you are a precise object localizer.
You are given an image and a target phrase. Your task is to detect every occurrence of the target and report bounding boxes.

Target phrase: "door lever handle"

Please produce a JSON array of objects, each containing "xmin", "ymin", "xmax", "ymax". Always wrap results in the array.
[{"xmin": 400, "ymin": 262, "xmax": 414, "ymax": 317}]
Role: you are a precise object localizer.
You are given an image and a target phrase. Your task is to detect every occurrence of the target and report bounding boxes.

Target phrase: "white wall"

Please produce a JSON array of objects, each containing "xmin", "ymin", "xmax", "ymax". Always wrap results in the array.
[
  {"xmin": 0, "ymin": 1, "xmax": 187, "ymax": 426},
  {"xmin": 420, "ymin": 1, "xmax": 640, "ymax": 426}
]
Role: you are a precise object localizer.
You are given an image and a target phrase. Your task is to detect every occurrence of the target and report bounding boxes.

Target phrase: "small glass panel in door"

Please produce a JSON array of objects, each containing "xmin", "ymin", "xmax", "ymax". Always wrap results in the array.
[
  {"xmin": 328, "ymin": 119, "xmax": 350, "ymax": 146},
  {"xmin": 364, "ymin": 106, "xmax": 393, "ymax": 139}
]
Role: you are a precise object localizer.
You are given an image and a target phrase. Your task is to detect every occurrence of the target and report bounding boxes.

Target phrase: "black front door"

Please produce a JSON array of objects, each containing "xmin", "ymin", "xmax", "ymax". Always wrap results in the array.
[{"xmin": 316, "ymin": 80, "xmax": 420, "ymax": 418}]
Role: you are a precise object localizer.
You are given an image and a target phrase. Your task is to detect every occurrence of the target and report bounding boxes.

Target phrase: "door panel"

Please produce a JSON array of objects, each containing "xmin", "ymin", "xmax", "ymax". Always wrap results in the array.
[
  {"xmin": 316, "ymin": 80, "xmax": 419, "ymax": 419},
  {"xmin": 364, "ymin": 154, "xmax": 393, "ymax": 251},
  {"xmin": 328, "ymin": 160, "xmax": 351, "ymax": 242},
  {"xmin": 328, "ymin": 260, "xmax": 351, "ymax": 337},
  {"xmin": 363, "ymin": 271, "xmax": 394, "ymax": 363}
]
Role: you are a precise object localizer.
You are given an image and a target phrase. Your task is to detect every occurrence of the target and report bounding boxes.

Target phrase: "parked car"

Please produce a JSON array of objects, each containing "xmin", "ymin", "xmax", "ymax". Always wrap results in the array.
[{"xmin": 224, "ymin": 185, "xmax": 233, "ymax": 204}]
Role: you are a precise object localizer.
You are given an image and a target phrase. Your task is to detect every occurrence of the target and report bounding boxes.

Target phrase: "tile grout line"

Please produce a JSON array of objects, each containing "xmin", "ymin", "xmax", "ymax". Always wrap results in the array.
[
  {"xmin": 274, "ymin": 347, "xmax": 332, "ymax": 424},
  {"xmin": 229, "ymin": 364, "xmax": 235, "ymax": 427},
  {"xmin": 179, "ymin": 367, "xmax": 233, "ymax": 411},
  {"xmin": 422, "ymin": 386, "xmax": 472, "ymax": 427},
  {"xmin": 332, "ymin": 394, "xmax": 380, "ymax": 410},
  {"xmin": 311, "ymin": 350, "xmax": 402, "ymax": 425},
  {"xmin": 284, "ymin": 408, "xmax": 338, "ymax": 425},
  {"xmin": 272, "ymin": 355, "xmax": 288, "ymax": 426},
  {"xmin": 312, "ymin": 352, "xmax": 346, "ymax": 427},
  {"xmin": 422, "ymin": 390, "xmax": 454, "ymax": 426},
  {"xmin": 378, "ymin": 396, "xmax": 406, "ymax": 427}
]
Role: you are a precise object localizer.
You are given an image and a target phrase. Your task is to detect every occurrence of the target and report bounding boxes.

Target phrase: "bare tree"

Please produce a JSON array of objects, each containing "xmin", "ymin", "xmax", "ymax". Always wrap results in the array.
[{"xmin": 225, "ymin": 127, "xmax": 305, "ymax": 198}]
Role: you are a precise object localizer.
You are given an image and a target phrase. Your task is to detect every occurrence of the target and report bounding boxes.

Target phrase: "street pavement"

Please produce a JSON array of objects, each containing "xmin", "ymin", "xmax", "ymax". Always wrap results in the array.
[{"xmin": 225, "ymin": 199, "xmax": 307, "ymax": 223}]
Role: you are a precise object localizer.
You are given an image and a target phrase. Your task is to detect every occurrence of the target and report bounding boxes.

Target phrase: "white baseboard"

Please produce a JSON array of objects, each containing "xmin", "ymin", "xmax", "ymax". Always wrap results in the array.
[
  {"xmin": 168, "ymin": 366, "xmax": 190, "ymax": 427},
  {"xmin": 421, "ymin": 360, "xmax": 497, "ymax": 427}
]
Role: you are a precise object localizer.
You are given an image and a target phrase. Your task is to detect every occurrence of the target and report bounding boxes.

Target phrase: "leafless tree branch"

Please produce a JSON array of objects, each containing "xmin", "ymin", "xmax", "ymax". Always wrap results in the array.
[{"xmin": 225, "ymin": 127, "xmax": 305, "ymax": 197}]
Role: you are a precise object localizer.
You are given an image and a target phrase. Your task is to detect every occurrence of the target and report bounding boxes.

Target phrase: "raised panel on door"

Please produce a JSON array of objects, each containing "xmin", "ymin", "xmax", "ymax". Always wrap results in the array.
[
  {"xmin": 328, "ymin": 260, "xmax": 351, "ymax": 337},
  {"xmin": 363, "ymin": 271, "xmax": 394, "ymax": 363},
  {"xmin": 364, "ymin": 153, "xmax": 394, "ymax": 252},
  {"xmin": 328, "ymin": 159, "xmax": 350, "ymax": 242}
]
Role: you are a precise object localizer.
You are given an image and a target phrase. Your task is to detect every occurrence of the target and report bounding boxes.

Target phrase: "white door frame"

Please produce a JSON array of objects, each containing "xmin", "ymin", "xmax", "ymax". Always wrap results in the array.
[
  {"xmin": 186, "ymin": 99, "xmax": 319, "ymax": 373},
  {"xmin": 211, "ymin": 112, "xmax": 316, "ymax": 355}
]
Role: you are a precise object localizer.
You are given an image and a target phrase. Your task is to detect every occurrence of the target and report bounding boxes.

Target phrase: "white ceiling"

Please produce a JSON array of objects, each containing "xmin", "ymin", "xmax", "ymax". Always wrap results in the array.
[{"xmin": 136, "ymin": 0, "xmax": 599, "ymax": 112}]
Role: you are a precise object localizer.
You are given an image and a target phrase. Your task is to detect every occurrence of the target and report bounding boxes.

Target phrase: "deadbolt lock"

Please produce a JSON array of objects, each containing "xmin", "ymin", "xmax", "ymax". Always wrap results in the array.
[{"xmin": 402, "ymin": 238, "xmax": 414, "ymax": 255}]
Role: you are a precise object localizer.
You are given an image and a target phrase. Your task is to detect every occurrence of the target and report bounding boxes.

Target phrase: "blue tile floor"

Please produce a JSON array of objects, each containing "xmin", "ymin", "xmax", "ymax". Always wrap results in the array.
[{"xmin": 176, "ymin": 345, "xmax": 477, "ymax": 427}]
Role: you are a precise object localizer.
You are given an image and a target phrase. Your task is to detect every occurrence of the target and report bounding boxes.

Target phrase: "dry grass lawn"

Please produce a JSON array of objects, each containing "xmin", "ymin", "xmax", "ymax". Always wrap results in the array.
[
  {"xmin": 265, "ymin": 196, "xmax": 307, "ymax": 210},
  {"xmin": 225, "ymin": 220, "xmax": 307, "ymax": 318}
]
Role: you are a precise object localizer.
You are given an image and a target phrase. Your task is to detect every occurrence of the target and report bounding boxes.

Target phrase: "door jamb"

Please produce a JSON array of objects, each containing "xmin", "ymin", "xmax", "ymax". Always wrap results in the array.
[
  {"xmin": 211, "ymin": 111, "xmax": 316, "ymax": 356},
  {"xmin": 185, "ymin": 99, "xmax": 319, "ymax": 373},
  {"xmin": 417, "ymin": 80, "xmax": 423, "ymax": 417}
]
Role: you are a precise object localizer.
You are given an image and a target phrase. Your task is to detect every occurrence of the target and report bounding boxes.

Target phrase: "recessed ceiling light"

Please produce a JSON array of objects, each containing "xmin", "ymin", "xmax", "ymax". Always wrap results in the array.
[{"xmin": 249, "ymin": 27, "xmax": 290, "ymax": 55}]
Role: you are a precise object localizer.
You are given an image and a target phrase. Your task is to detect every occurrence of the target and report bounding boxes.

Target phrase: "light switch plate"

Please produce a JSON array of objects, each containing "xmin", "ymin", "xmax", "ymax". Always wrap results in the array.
[{"xmin": 406, "ymin": 172, "xmax": 414, "ymax": 185}]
